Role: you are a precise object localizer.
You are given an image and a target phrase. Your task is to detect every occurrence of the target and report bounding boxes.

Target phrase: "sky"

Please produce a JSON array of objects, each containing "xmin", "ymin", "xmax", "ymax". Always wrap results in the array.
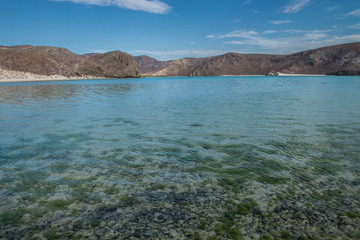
[{"xmin": 0, "ymin": 0, "xmax": 360, "ymax": 60}]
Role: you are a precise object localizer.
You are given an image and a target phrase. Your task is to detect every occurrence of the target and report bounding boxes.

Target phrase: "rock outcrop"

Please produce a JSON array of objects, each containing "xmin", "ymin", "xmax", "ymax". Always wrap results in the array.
[
  {"xmin": 265, "ymin": 71, "xmax": 279, "ymax": 76},
  {"xmin": 0, "ymin": 45, "xmax": 140, "ymax": 79},
  {"xmin": 147, "ymin": 42, "xmax": 360, "ymax": 76}
]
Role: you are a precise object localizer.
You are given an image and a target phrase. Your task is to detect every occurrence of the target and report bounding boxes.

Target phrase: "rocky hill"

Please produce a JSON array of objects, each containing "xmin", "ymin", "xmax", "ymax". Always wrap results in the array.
[
  {"xmin": 149, "ymin": 42, "xmax": 360, "ymax": 76},
  {"xmin": 0, "ymin": 45, "xmax": 140, "ymax": 79},
  {"xmin": 135, "ymin": 55, "xmax": 172, "ymax": 74},
  {"xmin": 2, "ymin": 43, "xmax": 359, "ymax": 80}
]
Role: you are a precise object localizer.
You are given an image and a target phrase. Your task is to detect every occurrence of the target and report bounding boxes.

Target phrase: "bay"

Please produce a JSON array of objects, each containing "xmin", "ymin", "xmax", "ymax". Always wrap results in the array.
[{"xmin": 1, "ymin": 76, "xmax": 360, "ymax": 239}]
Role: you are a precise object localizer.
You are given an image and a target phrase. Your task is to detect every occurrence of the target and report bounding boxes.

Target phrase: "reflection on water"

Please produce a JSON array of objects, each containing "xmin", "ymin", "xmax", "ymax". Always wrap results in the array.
[
  {"xmin": 0, "ymin": 81, "xmax": 134, "ymax": 105},
  {"xmin": 0, "ymin": 76, "xmax": 360, "ymax": 239}
]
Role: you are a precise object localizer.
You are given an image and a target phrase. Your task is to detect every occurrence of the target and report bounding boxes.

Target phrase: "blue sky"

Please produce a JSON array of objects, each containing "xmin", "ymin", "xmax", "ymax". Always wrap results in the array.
[{"xmin": 0, "ymin": 0, "xmax": 360, "ymax": 60}]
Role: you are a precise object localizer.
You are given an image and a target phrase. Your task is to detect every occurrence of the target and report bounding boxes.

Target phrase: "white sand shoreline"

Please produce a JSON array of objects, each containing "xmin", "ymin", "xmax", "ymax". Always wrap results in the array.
[
  {"xmin": 277, "ymin": 72, "xmax": 326, "ymax": 76},
  {"xmin": 0, "ymin": 68, "xmax": 103, "ymax": 83},
  {"xmin": 1, "ymin": 68, "xmax": 332, "ymax": 83}
]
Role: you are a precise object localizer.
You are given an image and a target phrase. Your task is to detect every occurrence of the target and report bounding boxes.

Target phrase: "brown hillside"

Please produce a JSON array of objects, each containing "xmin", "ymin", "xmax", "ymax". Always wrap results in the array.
[
  {"xmin": 135, "ymin": 55, "xmax": 172, "ymax": 74},
  {"xmin": 0, "ymin": 45, "xmax": 140, "ymax": 78},
  {"xmin": 150, "ymin": 42, "xmax": 360, "ymax": 76}
]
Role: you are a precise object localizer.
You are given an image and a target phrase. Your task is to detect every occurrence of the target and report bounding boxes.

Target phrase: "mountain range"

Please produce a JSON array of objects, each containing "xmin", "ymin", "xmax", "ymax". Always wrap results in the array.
[
  {"xmin": 1, "ymin": 42, "xmax": 359, "ymax": 80},
  {"xmin": 137, "ymin": 42, "xmax": 360, "ymax": 76}
]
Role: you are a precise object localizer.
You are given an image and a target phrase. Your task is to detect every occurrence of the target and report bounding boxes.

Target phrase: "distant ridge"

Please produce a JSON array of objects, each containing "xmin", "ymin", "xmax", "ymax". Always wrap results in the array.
[
  {"xmin": 135, "ymin": 55, "xmax": 172, "ymax": 75},
  {"xmin": 1, "ymin": 43, "xmax": 359, "ymax": 80},
  {"xmin": 142, "ymin": 42, "xmax": 360, "ymax": 76},
  {"xmin": 0, "ymin": 45, "xmax": 140, "ymax": 79}
]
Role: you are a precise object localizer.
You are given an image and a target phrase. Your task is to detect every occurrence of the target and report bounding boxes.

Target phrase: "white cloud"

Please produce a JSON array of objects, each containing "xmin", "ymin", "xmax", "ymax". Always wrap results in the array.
[
  {"xmin": 90, "ymin": 49, "xmax": 107, "ymax": 53},
  {"xmin": 215, "ymin": 28, "xmax": 359, "ymax": 54},
  {"xmin": 303, "ymin": 32, "xmax": 328, "ymax": 40},
  {"xmin": 225, "ymin": 37, "xmax": 288, "ymax": 51},
  {"xmin": 346, "ymin": 9, "xmax": 360, "ymax": 17},
  {"xmin": 304, "ymin": 34, "xmax": 360, "ymax": 49},
  {"xmin": 283, "ymin": 29, "xmax": 333, "ymax": 34},
  {"xmin": 52, "ymin": 0, "xmax": 171, "ymax": 14},
  {"xmin": 133, "ymin": 30, "xmax": 360, "ymax": 59},
  {"xmin": 218, "ymin": 30, "xmax": 258, "ymax": 39},
  {"xmin": 243, "ymin": 0, "xmax": 251, "ymax": 5},
  {"xmin": 284, "ymin": 0, "xmax": 311, "ymax": 13},
  {"xmin": 206, "ymin": 35, "xmax": 215, "ymax": 39},
  {"xmin": 264, "ymin": 30, "xmax": 278, "ymax": 34},
  {"xmin": 327, "ymin": 6, "xmax": 338, "ymax": 11},
  {"xmin": 269, "ymin": 20, "xmax": 293, "ymax": 24},
  {"xmin": 349, "ymin": 23, "xmax": 360, "ymax": 29}
]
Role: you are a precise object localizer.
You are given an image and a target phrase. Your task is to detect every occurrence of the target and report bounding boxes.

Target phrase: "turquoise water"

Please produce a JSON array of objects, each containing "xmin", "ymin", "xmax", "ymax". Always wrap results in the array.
[{"xmin": 0, "ymin": 76, "xmax": 360, "ymax": 239}]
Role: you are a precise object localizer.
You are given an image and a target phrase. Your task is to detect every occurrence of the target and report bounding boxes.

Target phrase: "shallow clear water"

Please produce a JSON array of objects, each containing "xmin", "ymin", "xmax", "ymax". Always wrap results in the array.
[{"xmin": 1, "ymin": 76, "xmax": 360, "ymax": 239}]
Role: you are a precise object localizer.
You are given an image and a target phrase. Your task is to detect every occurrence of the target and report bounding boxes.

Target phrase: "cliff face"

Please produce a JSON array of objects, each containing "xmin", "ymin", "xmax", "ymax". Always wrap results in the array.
[
  {"xmin": 149, "ymin": 42, "xmax": 360, "ymax": 76},
  {"xmin": 0, "ymin": 45, "xmax": 140, "ymax": 78},
  {"xmin": 135, "ymin": 56, "xmax": 172, "ymax": 74}
]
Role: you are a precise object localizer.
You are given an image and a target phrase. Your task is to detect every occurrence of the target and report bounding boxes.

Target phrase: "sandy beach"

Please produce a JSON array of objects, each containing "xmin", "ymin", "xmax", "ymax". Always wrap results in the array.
[
  {"xmin": 0, "ymin": 68, "xmax": 101, "ymax": 83},
  {"xmin": 0, "ymin": 68, "xmax": 335, "ymax": 83},
  {"xmin": 277, "ymin": 72, "xmax": 326, "ymax": 76}
]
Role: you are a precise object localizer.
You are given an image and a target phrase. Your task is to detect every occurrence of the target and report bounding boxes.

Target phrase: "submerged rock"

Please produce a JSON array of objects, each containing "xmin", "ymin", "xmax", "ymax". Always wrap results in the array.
[{"xmin": 265, "ymin": 71, "xmax": 279, "ymax": 76}]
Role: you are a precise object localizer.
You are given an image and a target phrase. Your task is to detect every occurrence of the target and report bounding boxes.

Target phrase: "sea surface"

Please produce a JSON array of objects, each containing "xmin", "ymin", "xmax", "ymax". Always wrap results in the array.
[{"xmin": 0, "ymin": 76, "xmax": 360, "ymax": 239}]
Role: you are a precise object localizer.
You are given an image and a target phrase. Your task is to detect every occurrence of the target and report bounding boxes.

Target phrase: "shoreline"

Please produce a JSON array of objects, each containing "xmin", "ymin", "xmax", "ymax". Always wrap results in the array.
[
  {"xmin": 142, "ymin": 74, "xmax": 330, "ymax": 78},
  {"xmin": 277, "ymin": 72, "xmax": 326, "ymax": 76},
  {"xmin": 0, "ymin": 73, "xmax": 346, "ymax": 84},
  {"xmin": 0, "ymin": 68, "xmax": 103, "ymax": 83}
]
